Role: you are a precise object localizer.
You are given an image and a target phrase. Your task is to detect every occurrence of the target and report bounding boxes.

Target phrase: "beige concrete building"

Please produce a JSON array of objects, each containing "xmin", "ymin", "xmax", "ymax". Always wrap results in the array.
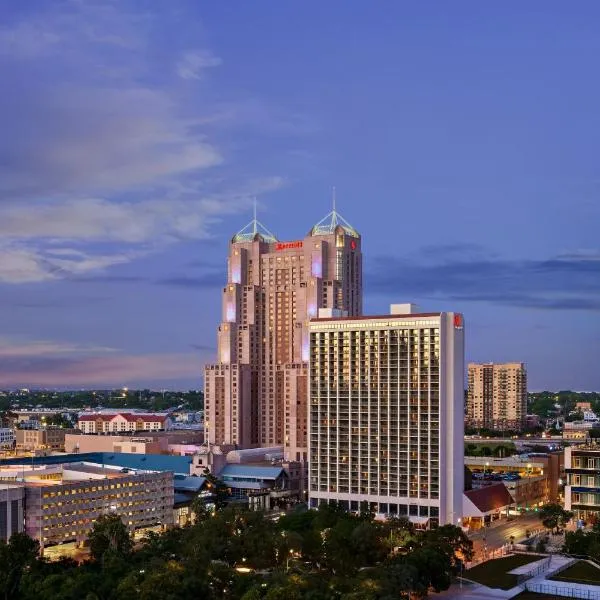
[
  {"xmin": 204, "ymin": 208, "xmax": 362, "ymax": 463},
  {"xmin": 64, "ymin": 434, "xmax": 164, "ymax": 454},
  {"xmin": 64, "ymin": 430, "xmax": 204, "ymax": 454},
  {"xmin": 16, "ymin": 428, "xmax": 76, "ymax": 451},
  {"xmin": 0, "ymin": 462, "xmax": 173, "ymax": 548},
  {"xmin": 308, "ymin": 305, "xmax": 465, "ymax": 527},
  {"xmin": 467, "ymin": 362, "xmax": 527, "ymax": 430}
]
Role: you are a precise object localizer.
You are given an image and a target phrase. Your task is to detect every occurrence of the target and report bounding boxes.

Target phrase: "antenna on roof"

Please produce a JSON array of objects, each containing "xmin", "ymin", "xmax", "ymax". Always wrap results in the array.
[
  {"xmin": 252, "ymin": 197, "xmax": 257, "ymax": 232},
  {"xmin": 332, "ymin": 186, "xmax": 336, "ymax": 213}
]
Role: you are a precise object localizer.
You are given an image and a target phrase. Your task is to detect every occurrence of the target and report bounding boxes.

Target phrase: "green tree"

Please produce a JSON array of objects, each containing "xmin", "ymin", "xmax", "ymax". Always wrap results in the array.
[
  {"xmin": 539, "ymin": 503, "xmax": 573, "ymax": 534},
  {"xmin": 88, "ymin": 513, "xmax": 133, "ymax": 563},
  {"xmin": 203, "ymin": 468, "xmax": 230, "ymax": 510},
  {"xmin": 0, "ymin": 533, "xmax": 40, "ymax": 600}
]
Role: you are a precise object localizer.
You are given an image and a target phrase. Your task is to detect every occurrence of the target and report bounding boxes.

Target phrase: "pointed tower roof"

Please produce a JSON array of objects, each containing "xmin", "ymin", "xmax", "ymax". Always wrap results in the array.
[
  {"xmin": 309, "ymin": 187, "xmax": 360, "ymax": 238},
  {"xmin": 231, "ymin": 200, "xmax": 278, "ymax": 243}
]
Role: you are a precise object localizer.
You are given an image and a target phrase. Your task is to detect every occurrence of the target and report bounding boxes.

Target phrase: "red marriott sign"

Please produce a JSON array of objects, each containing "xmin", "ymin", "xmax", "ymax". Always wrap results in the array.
[{"xmin": 276, "ymin": 241, "xmax": 303, "ymax": 251}]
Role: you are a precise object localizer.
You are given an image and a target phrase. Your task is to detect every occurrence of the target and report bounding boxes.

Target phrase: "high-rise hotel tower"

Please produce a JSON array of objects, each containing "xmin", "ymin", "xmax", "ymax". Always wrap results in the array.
[
  {"xmin": 308, "ymin": 304, "xmax": 464, "ymax": 526},
  {"xmin": 204, "ymin": 208, "xmax": 362, "ymax": 462}
]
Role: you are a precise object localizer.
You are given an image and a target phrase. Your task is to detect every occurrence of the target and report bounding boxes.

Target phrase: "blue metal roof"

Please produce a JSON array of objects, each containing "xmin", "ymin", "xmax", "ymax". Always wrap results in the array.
[
  {"xmin": 218, "ymin": 464, "xmax": 286, "ymax": 480},
  {"xmin": 0, "ymin": 452, "xmax": 192, "ymax": 475},
  {"xmin": 98, "ymin": 452, "xmax": 192, "ymax": 474},
  {"xmin": 174, "ymin": 475, "xmax": 206, "ymax": 492},
  {"xmin": 225, "ymin": 480, "xmax": 270, "ymax": 490}
]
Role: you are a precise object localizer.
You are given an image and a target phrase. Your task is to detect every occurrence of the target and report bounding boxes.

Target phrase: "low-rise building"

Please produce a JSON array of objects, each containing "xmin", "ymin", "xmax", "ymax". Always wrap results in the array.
[
  {"xmin": 16, "ymin": 428, "xmax": 76, "ymax": 452},
  {"xmin": 0, "ymin": 428, "xmax": 15, "ymax": 448},
  {"xmin": 0, "ymin": 461, "xmax": 174, "ymax": 549},
  {"xmin": 65, "ymin": 430, "xmax": 203, "ymax": 454},
  {"xmin": 565, "ymin": 444, "xmax": 600, "ymax": 523},
  {"xmin": 77, "ymin": 412, "xmax": 172, "ymax": 434},
  {"xmin": 462, "ymin": 483, "xmax": 515, "ymax": 529},
  {"xmin": 465, "ymin": 452, "xmax": 563, "ymax": 510}
]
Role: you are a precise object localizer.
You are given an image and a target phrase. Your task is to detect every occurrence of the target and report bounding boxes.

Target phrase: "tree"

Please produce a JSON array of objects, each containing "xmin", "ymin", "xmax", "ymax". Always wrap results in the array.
[
  {"xmin": 538, "ymin": 503, "xmax": 573, "ymax": 534},
  {"xmin": 203, "ymin": 468, "xmax": 229, "ymax": 510},
  {"xmin": 0, "ymin": 533, "xmax": 40, "ymax": 600},
  {"xmin": 88, "ymin": 514, "xmax": 133, "ymax": 563}
]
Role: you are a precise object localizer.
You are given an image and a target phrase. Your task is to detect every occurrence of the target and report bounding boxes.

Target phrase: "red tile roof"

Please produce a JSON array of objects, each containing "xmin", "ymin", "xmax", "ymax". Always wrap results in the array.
[
  {"xmin": 78, "ymin": 413, "xmax": 168, "ymax": 423},
  {"xmin": 465, "ymin": 483, "xmax": 515, "ymax": 514}
]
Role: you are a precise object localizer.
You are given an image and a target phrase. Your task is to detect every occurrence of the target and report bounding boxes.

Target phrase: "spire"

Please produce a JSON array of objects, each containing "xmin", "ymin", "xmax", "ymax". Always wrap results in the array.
[
  {"xmin": 232, "ymin": 199, "xmax": 278, "ymax": 243},
  {"xmin": 309, "ymin": 188, "xmax": 359, "ymax": 238}
]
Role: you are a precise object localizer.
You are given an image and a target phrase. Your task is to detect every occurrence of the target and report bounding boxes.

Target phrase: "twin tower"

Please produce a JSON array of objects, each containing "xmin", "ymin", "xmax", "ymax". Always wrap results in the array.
[{"xmin": 204, "ymin": 208, "xmax": 363, "ymax": 461}]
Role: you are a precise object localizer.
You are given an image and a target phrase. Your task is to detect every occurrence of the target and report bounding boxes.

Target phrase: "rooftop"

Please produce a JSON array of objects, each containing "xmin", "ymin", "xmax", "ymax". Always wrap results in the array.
[
  {"xmin": 231, "ymin": 205, "xmax": 278, "ymax": 244},
  {"xmin": 311, "ymin": 312, "xmax": 442, "ymax": 323},
  {"xmin": 309, "ymin": 207, "xmax": 359, "ymax": 238},
  {"xmin": 464, "ymin": 483, "xmax": 515, "ymax": 515},
  {"xmin": 218, "ymin": 464, "xmax": 286, "ymax": 480}
]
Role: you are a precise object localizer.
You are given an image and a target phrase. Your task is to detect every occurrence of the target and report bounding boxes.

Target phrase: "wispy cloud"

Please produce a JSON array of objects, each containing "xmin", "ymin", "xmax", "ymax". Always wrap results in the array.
[
  {"xmin": 367, "ymin": 245, "xmax": 600, "ymax": 311},
  {"xmin": 177, "ymin": 50, "xmax": 222, "ymax": 80},
  {"xmin": 0, "ymin": 2, "xmax": 288, "ymax": 285},
  {"xmin": 0, "ymin": 336, "xmax": 206, "ymax": 387},
  {"xmin": 0, "ymin": 354, "xmax": 202, "ymax": 388}
]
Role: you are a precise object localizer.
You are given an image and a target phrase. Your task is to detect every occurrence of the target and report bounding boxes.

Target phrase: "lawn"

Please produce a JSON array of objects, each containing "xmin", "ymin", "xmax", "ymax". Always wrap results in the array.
[
  {"xmin": 465, "ymin": 555, "xmax": 542, "ymax": 590},
  {"xmin": 550, "ymin": 560, "xmax": 600, "ymax": 585}
]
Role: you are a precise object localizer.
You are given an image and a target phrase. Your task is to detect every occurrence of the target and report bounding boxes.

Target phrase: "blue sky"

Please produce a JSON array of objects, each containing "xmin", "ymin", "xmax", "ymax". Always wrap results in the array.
[{"xmin": 0, "ymin": 1, "xmax": 598, "ymax": 390}]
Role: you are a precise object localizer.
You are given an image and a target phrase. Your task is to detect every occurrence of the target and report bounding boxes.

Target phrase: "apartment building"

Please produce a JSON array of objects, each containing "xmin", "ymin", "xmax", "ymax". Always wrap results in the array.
[
  {"xmin": 467, "ymin": 362, "xmax": 527, "ymax": 431},
  {"xmin": 308, "ymin": 304, "xmax": 465, "ymax": 527},
  {"xmin": 565, "ymin": 444, "xmax": 600, "ymax": 522},
  {"xmin": 77, "ymin": 413, "xmax": 172, "ymax": 434}
]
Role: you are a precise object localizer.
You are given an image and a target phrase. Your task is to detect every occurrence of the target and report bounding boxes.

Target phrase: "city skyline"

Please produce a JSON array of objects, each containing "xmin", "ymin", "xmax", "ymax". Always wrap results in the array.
[{"xmin": 0, "ymin": 1, "xmax": 598, "ymax": 391}]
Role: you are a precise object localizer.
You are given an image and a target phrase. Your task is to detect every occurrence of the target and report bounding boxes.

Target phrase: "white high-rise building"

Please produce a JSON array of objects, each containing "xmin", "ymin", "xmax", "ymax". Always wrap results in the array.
[{"xmin": 308, "ymin": 304, "xmax": 465, "ymax": 527}]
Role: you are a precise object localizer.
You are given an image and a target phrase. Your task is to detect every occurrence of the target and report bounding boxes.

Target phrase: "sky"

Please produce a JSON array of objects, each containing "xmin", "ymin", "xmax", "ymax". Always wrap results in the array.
[{"xmin": 0, "ymin": 1, "xmax": 598, "ymax": 391}]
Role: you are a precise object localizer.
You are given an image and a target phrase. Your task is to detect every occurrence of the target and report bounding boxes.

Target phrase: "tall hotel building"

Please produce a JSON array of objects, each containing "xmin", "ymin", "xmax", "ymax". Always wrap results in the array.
[
  {"xmin": 308, "ymin": 305, "xmax": 465, "ymax": 526},
  {"xmin": 204, "ymin": 208, "xmax": 362, "ymax": 462},
  {"xmin": 467, "ymin": 362, "xmax": 527, "ymax": 431}
]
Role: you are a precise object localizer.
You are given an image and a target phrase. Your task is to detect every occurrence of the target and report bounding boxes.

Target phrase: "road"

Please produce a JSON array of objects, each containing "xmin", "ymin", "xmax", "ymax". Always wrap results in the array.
[{"xmin": 468, "ymin": 513, "xmax": 542, "ymax": 557}]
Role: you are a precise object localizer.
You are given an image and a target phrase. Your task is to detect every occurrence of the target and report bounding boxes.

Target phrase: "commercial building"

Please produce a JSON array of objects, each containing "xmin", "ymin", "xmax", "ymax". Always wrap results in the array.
[
  {"xmin": 0, "ymin": 461, "xmax": 173, "ymax": 549},
  {"xmin": 204, "ymin": 207, "xmax": 362, "ymax": 464},
  {"xmin": 0, "ymin": 485, "xmax": 25, "ymax": 541},
  {"xmin": 64, "ymin": 430, "xmax": 205, "ymax": 454},
  {"xmin": 0, "ymin": 428, "xmax": 15, "ymax": 448},
  {"xmin": 467, "ymin": 362, "xmax": 528, "ymax": 431},
  {"xmin": 77, "ymin": 412, "xmax": 172, "ymax": 434},
  {"xmin": 565, "ymin": 444, "xmax": 600, "ymax": 522},
  {"xmin": 465, "ymin": 452, "xmax": 563, "ymax": 510},
  {"xmin": 16, "ymin": 428, "xmax": 76, "ymax": 452},
  {"xmin": 308, "ymin": 304, "xmax": 465, "ymax": 527}
]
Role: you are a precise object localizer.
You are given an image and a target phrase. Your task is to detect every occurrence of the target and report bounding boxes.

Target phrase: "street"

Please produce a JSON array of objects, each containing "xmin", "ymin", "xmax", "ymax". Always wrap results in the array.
[{"xmin": 468, "ymin": 513, "xmax": 543, "ymax": 557}]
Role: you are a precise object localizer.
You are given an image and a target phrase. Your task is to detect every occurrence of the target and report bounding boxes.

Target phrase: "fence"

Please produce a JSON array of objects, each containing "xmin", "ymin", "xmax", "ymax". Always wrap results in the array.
[
  {"xmin": 526, "ymin": 582, "xmax": 600, "ymax": 600},
  {"xmin": 516, "ymin": 556, "xmax": 552, "ymax": 585}
]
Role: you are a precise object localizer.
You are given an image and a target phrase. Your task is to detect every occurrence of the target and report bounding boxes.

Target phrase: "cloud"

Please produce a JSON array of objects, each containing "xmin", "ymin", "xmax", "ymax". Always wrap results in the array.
[
  {"xmin": 366, "ymin": 245, "xmax": 600, "ymax": 311},
  {"xmin": 0, "ymin": 3, "xmax": 288, "ymax": 285},
  {"xmin": 177, "ymin": 50, "xmax": 222, "ymax": 80},
  {"xmin": 0, "ymin": 354, "xmax": 202, "ymax": 388},
  {"xmin": 0, "ymin": 338, "xmax": 116, "ymax": 358},
  {"xmin": 0, "ymin": 335, "xmax": 205, "ymax": 387}
]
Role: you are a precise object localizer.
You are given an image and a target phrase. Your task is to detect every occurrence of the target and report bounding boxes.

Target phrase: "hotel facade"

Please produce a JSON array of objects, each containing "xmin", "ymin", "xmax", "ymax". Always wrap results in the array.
[
  {"xmin": 308, "ymin": 305, "xmax": 464, "ymax": 526},
  {"xmin": 204, "ymin": 209, "xmax": 362, "ymax": 462}
]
